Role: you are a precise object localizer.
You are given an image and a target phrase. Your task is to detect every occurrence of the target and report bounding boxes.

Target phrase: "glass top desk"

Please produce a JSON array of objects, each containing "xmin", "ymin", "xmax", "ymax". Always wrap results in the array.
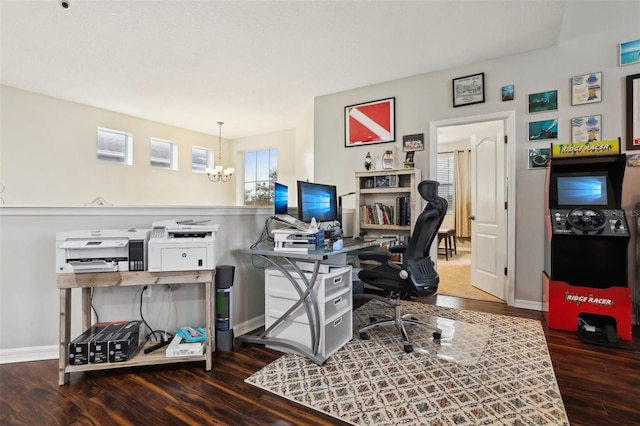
[{"xmin": 238, "ymin": 237, "xmax": 393, "ymax": 365}]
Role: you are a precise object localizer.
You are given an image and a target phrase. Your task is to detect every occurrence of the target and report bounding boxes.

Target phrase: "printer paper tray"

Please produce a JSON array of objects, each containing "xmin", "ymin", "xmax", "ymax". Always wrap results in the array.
[
  {"xmin": 60, "ymin": 238, "xmax": 128, "ymax": 249},
  {"xmin": 68, "ymin": 260, "xmax": 119, "ymax": 273}
]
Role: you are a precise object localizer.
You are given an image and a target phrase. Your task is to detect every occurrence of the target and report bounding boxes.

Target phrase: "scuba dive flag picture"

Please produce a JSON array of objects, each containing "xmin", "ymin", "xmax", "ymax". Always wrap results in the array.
[{"xmin": 345, "ymin": 97, "xmax": 395, "ymax": 147}]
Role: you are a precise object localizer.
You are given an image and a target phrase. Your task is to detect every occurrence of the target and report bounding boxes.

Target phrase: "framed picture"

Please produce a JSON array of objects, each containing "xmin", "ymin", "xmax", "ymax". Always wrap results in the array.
[
  {"xmin": 375, "ymin": 176, "xmax": 390, "ymax": 188},
  {"xmin": 528, "ymin": 119, "xmax": 558, "ymax": 141},
  {"xmin": 501, "ymin": 85, "xmax": 514, "ymax": 101},
  {"xmin": 627, "ymin": 153, "xmax": 640, "ymax": 167},
  {"xmin": 452, "ymin": 72, "xmax": 485, "ymax": 107},
  {"xmin": 626, "ymin": 73, "xmax": 640, "ymax": 150},
  {"xmin": 403, "ymin": 151, "xmax": 415, "ymax": 168},
  {"xmin": 571, "ymin": 72, "xmax": 602, "ymax": 105},
  {"xmin": 528, "ymin": 90, "xmax": 558, "ymax": 113},
  {"xmin": 619, "ymin": 39, "xmax": 640, "ymax": 66},
  {"xmin": 528, "ymin": 148, "xmax": 550, "ymax": 170},
  {"xmin": 403, "ymin": 133, "xmax": 424, "ymax": 151},
  {"xmin": 571, "ymin": 115, "xmax": 602, "ymax": 143},
  {"xmin": 345, "ymin": 97, "xmax": 395, "ymax": 147}
]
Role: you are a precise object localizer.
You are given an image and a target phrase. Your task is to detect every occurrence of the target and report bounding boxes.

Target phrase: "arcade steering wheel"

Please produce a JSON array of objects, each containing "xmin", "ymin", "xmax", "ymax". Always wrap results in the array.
[{"xmin": 566, "ymin": 207, "xmax": 607, "ymax": 233}]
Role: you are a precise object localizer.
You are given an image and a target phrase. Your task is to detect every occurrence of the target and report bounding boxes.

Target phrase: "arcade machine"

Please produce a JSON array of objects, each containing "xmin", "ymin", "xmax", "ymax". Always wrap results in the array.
[{"xmin": 543, "ymin": 139, "xmax": 632, "ymax": 344}]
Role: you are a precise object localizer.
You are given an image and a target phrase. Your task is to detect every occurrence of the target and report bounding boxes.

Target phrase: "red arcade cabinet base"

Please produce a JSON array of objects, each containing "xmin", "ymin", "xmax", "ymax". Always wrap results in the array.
[{"xmin": 542, "ymin": 272, "xmax": 632, "ymax": 340}]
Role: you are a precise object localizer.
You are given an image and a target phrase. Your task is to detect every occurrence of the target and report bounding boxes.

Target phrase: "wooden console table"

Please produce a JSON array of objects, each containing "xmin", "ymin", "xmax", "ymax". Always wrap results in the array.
[{"xmin": 57, "ymin": 270, "xmax": 215, "ymax": 385}]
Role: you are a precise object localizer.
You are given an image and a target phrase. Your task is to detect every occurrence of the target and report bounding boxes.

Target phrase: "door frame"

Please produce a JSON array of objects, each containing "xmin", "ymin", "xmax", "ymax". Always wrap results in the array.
[{"xmin": 429, "ymin": 111, "xmax": 516, "ymax": 306}]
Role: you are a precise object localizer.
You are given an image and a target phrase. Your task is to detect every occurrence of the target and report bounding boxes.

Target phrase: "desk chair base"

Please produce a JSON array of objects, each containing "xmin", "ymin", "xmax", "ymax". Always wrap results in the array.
[{"xmin": 358, "ymin": 293, "xmax": 442, "ymax": 353}]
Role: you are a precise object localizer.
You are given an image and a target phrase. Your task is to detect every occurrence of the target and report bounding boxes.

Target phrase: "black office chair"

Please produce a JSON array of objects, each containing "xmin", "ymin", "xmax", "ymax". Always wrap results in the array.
[{"xmin": 357, "ymin": 180, "xmax": 448, "ymax": 353}]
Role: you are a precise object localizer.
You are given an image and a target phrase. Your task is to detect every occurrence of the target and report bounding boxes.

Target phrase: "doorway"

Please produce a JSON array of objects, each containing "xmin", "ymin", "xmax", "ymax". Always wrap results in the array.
[{"xmin": 429, "ymin": 112, "xmax": 516, "ymax": 305}]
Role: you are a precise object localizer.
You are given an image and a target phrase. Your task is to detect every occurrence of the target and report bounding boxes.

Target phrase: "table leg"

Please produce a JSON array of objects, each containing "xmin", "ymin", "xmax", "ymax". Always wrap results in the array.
[{"xmin": 59, "ymin": 289, "xmax": 71, "ymax": 385}]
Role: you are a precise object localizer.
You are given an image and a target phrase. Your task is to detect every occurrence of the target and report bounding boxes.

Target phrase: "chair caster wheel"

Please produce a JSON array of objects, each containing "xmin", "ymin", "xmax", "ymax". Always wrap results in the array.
[
  {"xmin": 433, "ymin": 332, "xmax": 441, "ymax": 340},
  {"xmin": 369, "ymin": 316, "xmax": 377, "ymax": 323},
  {"xmin": 359, "ymin": 332, "xmax": 369, "ymax": 340},
  {"xmin": 404, "ymin": 344, "xmax": 413, "ymax": 353}
]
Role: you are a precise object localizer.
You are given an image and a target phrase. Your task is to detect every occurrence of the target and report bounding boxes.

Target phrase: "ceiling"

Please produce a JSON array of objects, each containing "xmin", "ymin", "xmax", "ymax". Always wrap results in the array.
[{"xmin": 1, "ymin": 0, "xmax": 570, "ymax": 139}]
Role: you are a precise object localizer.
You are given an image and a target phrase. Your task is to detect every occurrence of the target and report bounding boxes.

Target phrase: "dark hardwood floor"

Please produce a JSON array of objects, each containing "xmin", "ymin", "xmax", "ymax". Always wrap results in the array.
[{"xmin": 1, "ymin": 294, "xmax": 638, "ymax": 425}]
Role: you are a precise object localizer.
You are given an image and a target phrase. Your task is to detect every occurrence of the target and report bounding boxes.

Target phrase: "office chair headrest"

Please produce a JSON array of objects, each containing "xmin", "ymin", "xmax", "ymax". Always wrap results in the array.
[
  {"xmin": 418, "ymin": 180, "xmax": 448, "ymax": 216},
  {"xmin": 418, "ymin": 180, "xmax": 439, "ymax": 200}
]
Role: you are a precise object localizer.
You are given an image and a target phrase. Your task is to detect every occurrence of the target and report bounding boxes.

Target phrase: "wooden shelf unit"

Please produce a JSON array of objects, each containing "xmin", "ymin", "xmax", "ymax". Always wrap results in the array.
[
  {"xmin": 354, "ymin": 169, "xmax": 422, "ymax": 241},
  {"xmin": 57, "ymin": 270, "xmax": 215, "ymax": 385}
]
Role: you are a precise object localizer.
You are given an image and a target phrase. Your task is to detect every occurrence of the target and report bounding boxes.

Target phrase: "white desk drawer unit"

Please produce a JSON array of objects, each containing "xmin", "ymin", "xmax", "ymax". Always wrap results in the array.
[{"xmin": 264, "ymin": 266, "xmax": 353, "ymax": 358}]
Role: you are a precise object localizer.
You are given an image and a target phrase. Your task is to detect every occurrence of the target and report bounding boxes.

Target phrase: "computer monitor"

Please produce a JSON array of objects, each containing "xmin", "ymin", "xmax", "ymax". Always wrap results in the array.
[
  {"xmin": 556, "ymin": 175, "xmax": 609, "ymax": 207},
  {"xmin": 274, "ymin": 182, "xmax": 288, "ymax": 215},
  {"xmin": 297, "ymin": 180, "xmax": 338, "ymax": 223}
]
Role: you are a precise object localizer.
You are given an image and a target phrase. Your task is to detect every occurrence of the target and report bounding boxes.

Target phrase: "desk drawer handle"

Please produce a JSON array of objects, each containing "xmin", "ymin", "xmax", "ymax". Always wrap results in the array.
[
  {"xmin": 333, "ymin": 296, "xmax": 343, "ymax": 306},
  {"xmin": 333, "ymin": 276, "xmax": 343, "ymax": 285},
  {"xmin": 333, "ymin": 317, "xmax": 342, "ymax": 327}
]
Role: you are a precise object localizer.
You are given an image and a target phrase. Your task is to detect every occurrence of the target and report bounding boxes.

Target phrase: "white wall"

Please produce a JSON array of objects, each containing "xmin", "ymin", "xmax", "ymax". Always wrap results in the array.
[
  {"xmin": 313, "ymin": 6, "xmax": 640, "ymax": 306},
  {"xmin": 0, "ymin": 86, "xmax": 235, "ymax": 206}
]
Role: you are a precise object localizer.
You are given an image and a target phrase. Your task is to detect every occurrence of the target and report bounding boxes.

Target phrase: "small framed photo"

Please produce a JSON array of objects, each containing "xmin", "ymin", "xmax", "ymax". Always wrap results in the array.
[
  {"xmin": 528, "ymin": 90, "xmax": 558, "ymax": 113},
  {"xmin": 628, "ymin": 153, "xmax": 640, "ymax": 167},
  {"xmin": 501, "ymin": 85, "xmax": 514, "ymax": 101},
  {"xmin": 453, "ymin": 72, "xmax": 485, "ymax": 107},
  {"xmin": 345, "ymin": 97, "xmax": 395, "ymax": 147},
  {"xmin": 403, "ymin": 151, "xmax": 415, "ymax": 168},
  {"xmin": 571, "ymin": 72, "xmax": 602, "ymax": 105},
  {"xmin": 528, "ymin": 119, "xmax": 558, "ymax": 141},
  {"xmin": 528, "ymin": 148, "xmax": 550, "ymax": 169},
  {"xmin": 375, "ymin": 176, "xmax": 390, "ymax": 188},
  {"xmin": 571, "ymin": 115, "xmax": 602, "ymax": 143},
  {"xmin": 619, "ymin": 39, "xmax": 640, "ymax": 66},
  {"xmin": 403, "ymin": 133, "xmax": 424, "ymax": 151}
]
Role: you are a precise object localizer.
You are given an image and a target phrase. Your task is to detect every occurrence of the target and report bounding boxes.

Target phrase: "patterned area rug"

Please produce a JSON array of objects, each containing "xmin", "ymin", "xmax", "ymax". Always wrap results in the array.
[{"xmin": 245, "ymin": 301, "xmax": 569, "ymax": 425}]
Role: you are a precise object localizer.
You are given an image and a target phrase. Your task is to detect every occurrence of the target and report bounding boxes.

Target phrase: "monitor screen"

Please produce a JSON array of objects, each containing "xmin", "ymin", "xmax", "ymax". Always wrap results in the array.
[
  {"xmin": 557, "ymin": 175, "xmax": 608, "ymax": 206},
  {"xmin": 297, "ymin": 180, "xmax": 338, "ymax": 223},
  {"xmin": 274, "ymin": 182, "xmax": 288, "ymax": 215}
]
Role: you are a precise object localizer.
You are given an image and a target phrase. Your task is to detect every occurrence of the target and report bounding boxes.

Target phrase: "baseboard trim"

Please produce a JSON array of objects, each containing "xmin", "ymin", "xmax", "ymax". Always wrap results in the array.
[
  {"xmin": 0, "ymin": 345, "xmax": 58, "ymax": 364},
  {"xmin": 513, "ymin": 299, "xmax": 542, "ymax": 311}
]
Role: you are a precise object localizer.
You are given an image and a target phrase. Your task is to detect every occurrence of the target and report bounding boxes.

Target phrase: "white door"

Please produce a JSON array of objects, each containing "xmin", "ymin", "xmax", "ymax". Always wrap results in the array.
[{"xmin": 470, "ymin": 122, "xmax": 507, "ymax": 299}]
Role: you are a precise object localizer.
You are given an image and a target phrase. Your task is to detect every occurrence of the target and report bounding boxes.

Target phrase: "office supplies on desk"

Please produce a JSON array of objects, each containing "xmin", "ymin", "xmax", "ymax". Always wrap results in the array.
[
  {"xmin": 56, "ymin": 228, "xmax": 150, "ymax": 273},
  {"xmin": 148, "ymin": 219, "xmax": 219, "ymax": 272}
]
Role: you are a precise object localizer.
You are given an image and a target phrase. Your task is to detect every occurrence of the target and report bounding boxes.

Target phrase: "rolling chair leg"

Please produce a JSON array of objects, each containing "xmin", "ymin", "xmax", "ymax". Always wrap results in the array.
[{"xmin": 358, "ymin": 293, "xmax": 442, "ymax": 353}]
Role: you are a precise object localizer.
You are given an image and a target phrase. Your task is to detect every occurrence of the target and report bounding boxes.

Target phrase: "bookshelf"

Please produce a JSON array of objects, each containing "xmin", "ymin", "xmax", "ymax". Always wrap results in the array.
[{"xmin": 354, "ymin": 169, "xmax": 422, "ymax": 241}]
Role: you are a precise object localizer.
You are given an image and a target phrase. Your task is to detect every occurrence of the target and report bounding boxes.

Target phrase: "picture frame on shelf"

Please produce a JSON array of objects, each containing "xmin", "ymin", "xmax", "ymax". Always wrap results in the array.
[
  {"xmin": 452, "ymin": 72, "xmax": 485, "ymax": 107},
  {"xmin": 403, "ymin": 151, "xmax": 415, "ymax": 169},
  {"xmin": 528, "ymin": 119, "xmax": 558, "ymax": 141},
  {"xmin": 344, "ymin": 97, "xmax": 395, "ymax": 147},
  {"xmin": 571, "ymin": 72, "xmax": 602, "ymax": 105},
  {"xmin": 375, "ymin": 176, "xmax": 390, "ymax": 188},
  {"xmin": 528, "ymin": 90, "xmax": 558, "ymax": 113},
  {"xmin": 571, "ymin": 115, "xmax": 601, "ymax": 143},
  {"xmin": 403, "ymin": 133, "xmax": 424, "ymax": 151},
  {"xmin": 619, "ymin": 39, "xmax": 640, "ymax": 66},
  {"xmin": 626, "ymin": 73, "xmax": 640, "ymax": 150}
]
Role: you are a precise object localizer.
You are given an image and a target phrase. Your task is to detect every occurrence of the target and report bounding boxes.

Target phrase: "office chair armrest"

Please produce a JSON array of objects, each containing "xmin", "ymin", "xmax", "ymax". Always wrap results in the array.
[
  {"xmin": 389, "ymin": 244, "xmax": 406, "ymax": 254},
  {"xmin": 357, "ymin": 251, "xmax": 392, "ymax": 264}
]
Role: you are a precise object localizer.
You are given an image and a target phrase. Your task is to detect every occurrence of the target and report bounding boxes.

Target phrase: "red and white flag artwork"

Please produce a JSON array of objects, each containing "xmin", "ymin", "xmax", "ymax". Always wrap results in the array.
[{"xmin": 346, "ymin": 98, "xmax": 394, "ymax": 146}]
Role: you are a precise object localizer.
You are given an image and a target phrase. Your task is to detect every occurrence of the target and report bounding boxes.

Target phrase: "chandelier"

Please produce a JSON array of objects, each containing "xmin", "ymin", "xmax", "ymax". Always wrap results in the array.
[{"xmin": 205, "ymin": 121, "xmax": 235, "ymax": 182}]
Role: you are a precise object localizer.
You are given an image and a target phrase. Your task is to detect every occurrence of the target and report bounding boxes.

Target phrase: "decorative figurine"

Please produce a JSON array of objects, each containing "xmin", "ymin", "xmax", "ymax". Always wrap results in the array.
[
  {"xmin": 364, "ymin": 152, "xmax": 372, "ymax": 170},
  {"xmin": 382, "ymin": 150, "xmax": 394, "ymax": 169}
]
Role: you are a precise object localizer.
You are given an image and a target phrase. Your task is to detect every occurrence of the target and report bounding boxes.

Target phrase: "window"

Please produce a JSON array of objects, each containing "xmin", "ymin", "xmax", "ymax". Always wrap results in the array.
[
  {"xmin": 97, "ymin": 128, "xmax": 132, "ymax": 165},
  {"xmin": 192, "ymin": 146, "xmax": 213, "ymax": 173},
  {"xmin": 244, "ymin": 149, "xmax": 278, "ymax": 206},
  {"xmin": 150, "ymin": 138, "xmax": 178, "ymax": 170},
  {"xmin": 437, "ymin": 153, "xmax": 454, "ymax": 213}
]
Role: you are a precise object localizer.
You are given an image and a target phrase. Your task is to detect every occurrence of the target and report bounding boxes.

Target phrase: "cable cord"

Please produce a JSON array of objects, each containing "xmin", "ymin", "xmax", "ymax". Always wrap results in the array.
[
  {"xmin": 139, "ymin": 286, "xmax": 159, "ymax": 341},
  {"xmin": 90, "ymin": 288, "xmax": 99, "ymax": 324}
]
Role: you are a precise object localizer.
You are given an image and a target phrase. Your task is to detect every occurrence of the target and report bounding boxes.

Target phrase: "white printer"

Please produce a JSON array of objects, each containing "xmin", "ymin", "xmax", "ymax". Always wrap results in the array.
[
  {"xmin": 56, "ymin": 229, "xmax": 151, "ymax": 273},
  {"xmin": 147, "ymin": 219, "xmax": 219, "ymax": 272}
]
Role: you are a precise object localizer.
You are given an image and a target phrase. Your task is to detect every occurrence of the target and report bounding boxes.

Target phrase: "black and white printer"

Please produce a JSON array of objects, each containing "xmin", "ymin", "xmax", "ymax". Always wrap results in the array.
[{"xmin": 147, "ymin": 220, "xmax": 219, "ymax": 272}]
